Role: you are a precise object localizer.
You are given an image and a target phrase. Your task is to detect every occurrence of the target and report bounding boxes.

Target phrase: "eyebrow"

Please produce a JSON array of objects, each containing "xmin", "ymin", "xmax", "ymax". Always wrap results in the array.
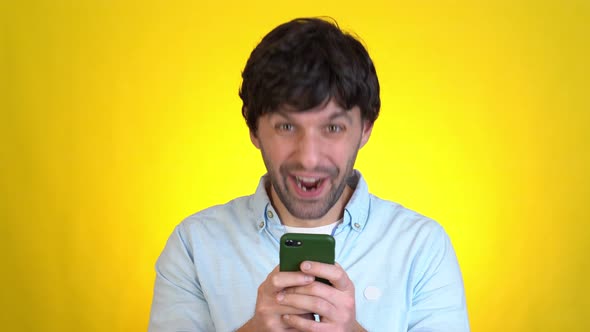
[
  {"xmin": 272, "ymin": 108, "xmax": 353, "ymax": 124},
  {"xmin": 328, "ymin": 110, "xmax": 353, "ymax": 124},
  {"xmin": 272, "ymin": 110, "xmax": 291, "ymax": 120}
]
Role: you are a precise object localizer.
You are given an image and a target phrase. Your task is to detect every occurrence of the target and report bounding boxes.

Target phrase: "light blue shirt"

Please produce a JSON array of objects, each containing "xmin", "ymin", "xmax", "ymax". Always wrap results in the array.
[{"xmin": 149, "ymin": 171, "xmax": 470, "ymax": 331}]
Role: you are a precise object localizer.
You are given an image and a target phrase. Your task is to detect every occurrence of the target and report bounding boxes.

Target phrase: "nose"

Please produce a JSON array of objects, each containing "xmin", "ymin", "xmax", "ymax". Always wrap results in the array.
[{"xmin": 296, "ymin": 131, "xmax": 321, "ymax": 170}]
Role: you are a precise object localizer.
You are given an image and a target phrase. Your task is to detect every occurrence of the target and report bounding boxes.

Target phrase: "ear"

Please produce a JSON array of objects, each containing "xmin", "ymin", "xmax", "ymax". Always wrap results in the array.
[
  {"xmin": 359, "ymin": 121, "xmax": 373, "ymax": 149},
  {"xmin": 250, "ymin": 130, "xmax": 261, "ymax": 149}
]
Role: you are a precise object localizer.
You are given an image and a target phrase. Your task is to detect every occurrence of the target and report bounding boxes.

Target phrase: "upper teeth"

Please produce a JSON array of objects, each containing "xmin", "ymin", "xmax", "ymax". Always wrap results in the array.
[
  {"xmin": 296, "ymin": 176, "xmax": 319, "ymax": 183},
  {"xmin": 295, "ymin": 177, "xmax": 321, "ymax": 191}
]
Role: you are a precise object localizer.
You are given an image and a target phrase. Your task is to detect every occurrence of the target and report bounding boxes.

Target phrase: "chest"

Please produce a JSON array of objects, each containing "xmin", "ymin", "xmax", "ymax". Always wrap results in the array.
[{"xmin": 194, "ymin": 230, "xmax": 413, "ymax": 331}]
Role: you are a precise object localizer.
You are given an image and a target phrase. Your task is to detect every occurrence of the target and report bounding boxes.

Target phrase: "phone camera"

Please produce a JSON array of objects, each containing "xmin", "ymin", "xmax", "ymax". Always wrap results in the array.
[{"xmin": 285, "ymin": 239, "xmax": 303, "ymax": 247}]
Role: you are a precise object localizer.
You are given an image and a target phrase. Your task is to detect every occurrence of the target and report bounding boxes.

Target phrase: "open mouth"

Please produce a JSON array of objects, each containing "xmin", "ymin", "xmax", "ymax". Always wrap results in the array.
[{"xmin": 294, "ymin": 176, "xmax": 324, "ymax": 192}]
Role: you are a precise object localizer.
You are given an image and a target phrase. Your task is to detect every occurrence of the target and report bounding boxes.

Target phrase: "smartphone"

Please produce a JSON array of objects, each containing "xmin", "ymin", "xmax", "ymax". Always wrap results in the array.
[{"xmin": 279, "ymin": 233, "xmax": 335, "ymax": 285}]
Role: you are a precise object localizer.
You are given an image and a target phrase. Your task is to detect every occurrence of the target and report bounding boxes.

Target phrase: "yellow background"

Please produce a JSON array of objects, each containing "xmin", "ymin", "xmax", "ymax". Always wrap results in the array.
[{"xmin": 2, "ymin": 1, "xmax": 588, "ymax": 331}]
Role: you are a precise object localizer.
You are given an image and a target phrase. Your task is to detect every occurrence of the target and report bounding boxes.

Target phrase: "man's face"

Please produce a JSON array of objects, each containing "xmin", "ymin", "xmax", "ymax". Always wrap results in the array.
[{"xmin": 250, "ymin": 99, "xmax": 373, "ymax": 222}]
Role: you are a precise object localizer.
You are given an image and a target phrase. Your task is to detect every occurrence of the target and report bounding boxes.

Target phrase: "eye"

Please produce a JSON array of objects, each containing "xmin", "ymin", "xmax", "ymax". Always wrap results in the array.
[
  {"xmin": 275, "ymin": 123, "xmax": 295, "ymax": 132},
  {"xmin": 326, "ymin": 124, "xmax": 344, "ymax": 133}
]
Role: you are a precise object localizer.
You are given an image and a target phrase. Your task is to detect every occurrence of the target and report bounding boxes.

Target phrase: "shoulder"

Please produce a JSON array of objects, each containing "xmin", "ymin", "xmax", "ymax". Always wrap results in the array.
[
  {"xmin": 176, "ymin": 192, "xmax": 255, "ymax": 238},
  {"xmin": 366, "ymin": 195, "xmax": 459, "ymax": 286},
  {"xmin": 368, "ymin": 193, "xmax": 448, "ymax": 245},
  {"xmin": 179, "ymin": 176, "xmax": 270, "ymax": 231},
  {"xmin": 179, "ymin": 194, "xmax": 254, "ymax": 232},
  {"xmin": 185, "ymin": 194, "xmax": 250, "ymax": 221},
  {"xmin": 350, "ymin": 171, "xmax": 447, "ymax": 240}
]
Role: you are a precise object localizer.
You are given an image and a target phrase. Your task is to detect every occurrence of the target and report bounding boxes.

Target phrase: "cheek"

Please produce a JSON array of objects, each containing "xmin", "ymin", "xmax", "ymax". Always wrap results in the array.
[
  {"xmin": 326, "ymin": 143, "xmax": 357, "ymax": 165},
  {"xmin": 261, "ymin": 142, "xmax": 290, "ymax": 164}
]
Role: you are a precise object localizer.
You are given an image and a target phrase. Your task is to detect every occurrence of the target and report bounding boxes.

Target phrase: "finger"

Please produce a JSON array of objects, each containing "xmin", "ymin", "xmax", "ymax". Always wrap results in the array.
[
  {"xmin": 284, "ymin": 281, "xmax": 355, "ymax": 319},
  {"xmin": 300, "ymin": 261, "xmax": 353, "ymax": 291},
  {"xmin": 275, "ymin": 303, "xmax": 315, "ymax": 316},
  {"xmin": 275, "ymin": 295, "xmax": 318, "ymax": 316},
  {"xmin": 284, "ymin": 280, "xmax": 333, "ymax": 299},
  {"xmin": 299, "ymin": 313, "xmax": 316, "ymax": 321},
  {"xmin": 263, "ymin": 265, "xmax": 315, "ymax": 293},
  {"xmin": 277, "ymin": 291, "xmax": 335, "ymax": 318},
  {"xmin": 282, "ymin": 313, "xmax": 325, "ymax": 332}
]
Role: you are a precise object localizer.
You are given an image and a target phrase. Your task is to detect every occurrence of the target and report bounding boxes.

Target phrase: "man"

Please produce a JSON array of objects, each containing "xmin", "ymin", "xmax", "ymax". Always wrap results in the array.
[{"xmin": 149, "ymin": 17, "xmax": 469, "ymax": 331}]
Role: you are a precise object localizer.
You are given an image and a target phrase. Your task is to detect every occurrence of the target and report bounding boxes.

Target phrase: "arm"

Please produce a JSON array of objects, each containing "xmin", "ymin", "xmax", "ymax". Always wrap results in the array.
[
  {"xmin": 408, "ymin": 225, "xmax": 470, "ymax": 332},
  {"xmin": 148, "ymin": 225, "xmax": 215, "ymax": 332}
]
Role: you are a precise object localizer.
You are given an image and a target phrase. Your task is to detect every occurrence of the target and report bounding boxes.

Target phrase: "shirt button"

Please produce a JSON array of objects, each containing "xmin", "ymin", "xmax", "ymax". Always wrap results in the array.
[
  {"xmin": 258, "ymin": 221, "xmax": 265, "ymax": 229},
  {"xmin": 364, "ymin": 286, "xmax": 382, "ymax": 300},
  {"xmin": 266, "ymin": 210, "xmax": 274, "ymax": 218},
  {"xmin": 354, "ymin": 223, "xmax": 361, "ymax": 229}
]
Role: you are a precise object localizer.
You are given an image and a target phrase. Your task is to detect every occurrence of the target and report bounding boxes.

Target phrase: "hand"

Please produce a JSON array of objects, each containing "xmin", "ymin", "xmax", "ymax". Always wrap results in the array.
[
  {"xmin": 238, "ymin": 265, "xmax": 316, "ymax": 332},
  {"xmin": 278, "ymin": 262, "xmax": 367, "ymax": 332}
]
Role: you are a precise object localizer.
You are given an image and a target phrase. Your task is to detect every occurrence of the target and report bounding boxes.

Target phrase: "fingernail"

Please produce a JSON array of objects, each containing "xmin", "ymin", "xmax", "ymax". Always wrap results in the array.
[
  {"xmin": 304, "ymin": 275, "xmax": 314, "ymax": 282},
  {"xmin": 302, "ymin": 262, "xmax": 311, "ymax": 271},
  {"xmin": 283, "ymin": 314, "xmax": 290, "ymax": 320},
  {"xmin": 276, "ymin": 292, "xmax": 284, "ymax": 302}
]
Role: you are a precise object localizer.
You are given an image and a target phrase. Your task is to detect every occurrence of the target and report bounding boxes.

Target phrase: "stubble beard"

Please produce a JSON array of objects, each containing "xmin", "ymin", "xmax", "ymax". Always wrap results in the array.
[{"xmin": 264, "ymin": 156, "xmax": 358, "ymax": 220}]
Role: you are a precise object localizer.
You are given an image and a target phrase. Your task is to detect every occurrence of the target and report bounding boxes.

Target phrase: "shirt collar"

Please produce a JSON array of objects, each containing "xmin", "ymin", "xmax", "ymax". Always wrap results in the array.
[
  {"xmin": 247, "ymin": 174, "xmax": 275, "ymax": 233},
  {"xmin": 247, "ymin": 170, "xmax": 370, "ymax": 233},
  {"xmin": 342, "ymin": 170, "xmax": 370, "ymax": 233}
]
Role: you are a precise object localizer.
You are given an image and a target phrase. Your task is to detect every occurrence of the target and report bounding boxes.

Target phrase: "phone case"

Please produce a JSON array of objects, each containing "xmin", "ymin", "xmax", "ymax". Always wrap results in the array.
[{"xmin": 280, "ymin": 233, "xmax": 335, "ymax": 284}]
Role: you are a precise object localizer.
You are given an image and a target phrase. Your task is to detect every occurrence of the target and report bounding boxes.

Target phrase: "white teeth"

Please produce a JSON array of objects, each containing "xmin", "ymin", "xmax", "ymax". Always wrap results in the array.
[
  {"xmin": 295, "ymin": 178, "xmax": 305, "ymax": 191},
  {"xmin": 295, "ymin": 176, "xmax": 321, "ymax": 192},
  {"xmin": 296, "ymin": 176, "xmax": 318, "ymax": 183}
]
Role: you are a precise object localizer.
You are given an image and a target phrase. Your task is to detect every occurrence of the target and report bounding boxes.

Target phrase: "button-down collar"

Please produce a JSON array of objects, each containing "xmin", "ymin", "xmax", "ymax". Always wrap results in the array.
[
  {"xmin": 248, "ymin": 171, "xmax": 370, "ymax": 234},
  {"xmin": 341, "ymin": 171, "xmax": 370, "ymax": 233}
]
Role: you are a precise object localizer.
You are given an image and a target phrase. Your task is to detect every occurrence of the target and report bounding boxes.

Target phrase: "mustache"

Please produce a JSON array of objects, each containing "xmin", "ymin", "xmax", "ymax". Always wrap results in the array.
[{"xmin": 279, "ymin": 163, "xmax": 339, "ymax": 177}]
